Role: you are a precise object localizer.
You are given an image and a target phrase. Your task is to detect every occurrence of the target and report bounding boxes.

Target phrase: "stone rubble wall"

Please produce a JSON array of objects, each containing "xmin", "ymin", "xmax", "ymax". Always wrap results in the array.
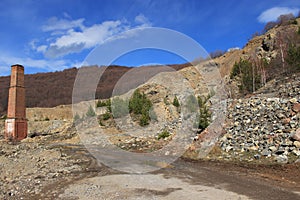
[{"xmin": 220, "ymin": 75, "xmax": 300, "ymax": 163}]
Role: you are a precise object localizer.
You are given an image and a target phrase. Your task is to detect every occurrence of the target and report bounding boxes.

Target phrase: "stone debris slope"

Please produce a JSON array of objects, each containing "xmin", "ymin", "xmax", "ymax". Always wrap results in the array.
[{"xmin": 218, "ymin": 73, "xmax": 300, "ymax": 163}]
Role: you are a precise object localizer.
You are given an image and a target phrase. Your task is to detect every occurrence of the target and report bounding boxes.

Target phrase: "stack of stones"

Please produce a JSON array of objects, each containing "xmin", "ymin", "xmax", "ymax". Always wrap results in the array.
[{"xmin": 220, "ymin": 74, "xmax": 300, "ymax": 163}]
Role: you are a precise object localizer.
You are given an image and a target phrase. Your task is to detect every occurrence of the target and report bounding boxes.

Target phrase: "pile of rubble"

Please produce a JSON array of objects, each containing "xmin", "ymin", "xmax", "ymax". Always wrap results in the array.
[
  {"xmin": 0, "ymin": 125, "xmax": 95, "ymax": 200},
  {"xmin": 219, "ymin": 74, "xmax": 300, "ymax": 163}
]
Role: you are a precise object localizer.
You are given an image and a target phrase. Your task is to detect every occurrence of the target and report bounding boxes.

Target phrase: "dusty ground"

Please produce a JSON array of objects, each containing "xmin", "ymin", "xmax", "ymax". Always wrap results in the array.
[
  {"xmin": 0, "ymin": 122, "xmax": 299, "ymax": 200},
  {"xmin": 1, "ymin": 100, "xmax": 300, "ymax": 200}
]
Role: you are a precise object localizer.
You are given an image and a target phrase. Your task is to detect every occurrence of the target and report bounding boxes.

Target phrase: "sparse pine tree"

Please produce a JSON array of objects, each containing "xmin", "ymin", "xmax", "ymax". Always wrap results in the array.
[
  {"xmin": 129, "ymin": 89, "xmax": 152, "ymax": 126},
  {"xmin": 86, "ymin": 105, "xmax": 96, "ymax": 117},
  {"xmin": 197, "ymin": 96, "xmax": 211, "ymax": 131},
  {"xmin": 172, "ymin": 95, "xmax": 180, "ymax": 107}
]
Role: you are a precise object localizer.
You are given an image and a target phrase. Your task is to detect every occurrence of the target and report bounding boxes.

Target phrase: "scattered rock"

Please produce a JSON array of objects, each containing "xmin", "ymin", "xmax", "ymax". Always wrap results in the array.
[
  {"xmin": 292, "ymin": 128, "xmax": 300, "ymax": 142},
  {"xmin": 275, "ymin": 155, "xmax": 288, "ymax": 164},
  {"xmin": 293, "ymin": 141, "xmax": 300, "ymax": 148},
  {"xmin": 254, "ymin": 154, "xmax": 261, "ymax": 160},
  {"xmin": 292, "ymin": 103, "xmax": 300, "ymax": 113},
  {"xmin": 221, "ymin": 80, "xmax": 300, "ymax": 162}
]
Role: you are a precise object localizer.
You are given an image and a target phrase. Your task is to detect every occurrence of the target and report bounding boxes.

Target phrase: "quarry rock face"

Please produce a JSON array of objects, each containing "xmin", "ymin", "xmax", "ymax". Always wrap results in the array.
[{"xmin": 5, "ymin": 65, "xmax": 27, "ymax": 141}]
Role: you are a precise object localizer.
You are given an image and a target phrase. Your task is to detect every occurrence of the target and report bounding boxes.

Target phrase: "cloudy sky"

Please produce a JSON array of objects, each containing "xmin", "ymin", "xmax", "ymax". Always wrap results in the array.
[{"xmin": 0, "ymin": 0, "xmax": 299, "ymax": 75}]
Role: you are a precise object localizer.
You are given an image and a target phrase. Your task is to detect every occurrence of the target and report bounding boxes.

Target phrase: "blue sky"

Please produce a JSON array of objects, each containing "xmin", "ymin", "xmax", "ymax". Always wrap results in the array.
[{"xmin": 0, "ymin": 0, "xmax": 299, "ymax": 76}]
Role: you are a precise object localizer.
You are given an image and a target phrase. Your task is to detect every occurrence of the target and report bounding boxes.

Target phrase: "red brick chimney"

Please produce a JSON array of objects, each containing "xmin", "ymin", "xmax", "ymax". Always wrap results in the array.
[{"xmin": 5, "ymin": 64, "xmax": 27, "ymax": 141}]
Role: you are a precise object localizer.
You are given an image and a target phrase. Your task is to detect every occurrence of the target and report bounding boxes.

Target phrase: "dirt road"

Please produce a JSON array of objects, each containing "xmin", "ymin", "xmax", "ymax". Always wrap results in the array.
[
  {"xmin": 1, "ymin": 136, "xmax": 299, "ymax": 200},
  {"xmin": 33, "ymin": 145, "xmax": 300, "ymax": 200}
]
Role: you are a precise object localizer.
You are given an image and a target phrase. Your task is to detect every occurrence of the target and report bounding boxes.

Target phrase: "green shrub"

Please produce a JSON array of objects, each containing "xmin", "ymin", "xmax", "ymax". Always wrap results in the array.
[
  {"xmin": 230, "ymin": 61, "xmax": 241, "ymax": 79},
  {"xmin": 111, "ymin": 97, "xmax": 128, "ymax": 118},
  {"xmin": 86, "ymin": 105, "xmax": 96, "ymax": 117},
  {"xmin": 44, "ymin": 117, "xmax": 50, "ymax": 121},
  {"xmin": 129, "ymin": 89, "xmax": 152, "ymax": 126},
  {"xmin": 287, "ymin": 44, "xmax": 300, "ymax": 70},
  {"xmin": 97, "ymin": 99, "xmax": 112, "ymax": 112},
  {"xmin": 129, "ymin": 89, "xmax": 152, "ymax": 115},
  {"xmin": 74, "ymin": 113, "xmax": 80, "ymax": 121},
  {"xmin": 172, "ymin": 95, "xmax": 180, "ymax": 107},
  {"xmin": 230, "ymin": 59, "xmax": 262, "ymax": 94},
  {"xmin": 139, "ymin": 113, "xmax": 150, "ymax": 126},
  {"xmin": 106, "ymin": 99, "xmax": 112, "ymax": 112},
  {"xmin": 102, "ymin": 112, "xmax": 111, "ymax": 120},
  {"xmin": 157, "ymin": 130, "xmax": 171, "ymax": 140},
  {"xmin": 197, "ymin": 96, "xmax": 211, "ymax": 130},
  {"xmin": 97, "ymin": 100, "xmax": 106, "ymax": 107}
]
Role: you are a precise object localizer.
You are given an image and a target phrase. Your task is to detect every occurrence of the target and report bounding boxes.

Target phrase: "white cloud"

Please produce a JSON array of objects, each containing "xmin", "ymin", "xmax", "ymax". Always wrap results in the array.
[
  {"xmin": 135, "ymin": 14, "xmax": 151, "ymax": 26},
  {"xmin": 0, "ymin": 54, "xmax": 70, "ymax": 74},
  {"xmin": 258, "ymin": 7, "xmax": 299, "ymax": 23},
  {"xmin": 42, "ymin": 17, "xmax": 85, "ymax": 32},
  {"xmin": 36, "ymin": 45, "xmax": 47, "ymax": 53},
  {"xmin": 35, "ymin": 15, "xmax": 152, "ymax": 58},
  {"xmin": 44, "ymin": 20, "xmax": 126, "ymax": 58}
]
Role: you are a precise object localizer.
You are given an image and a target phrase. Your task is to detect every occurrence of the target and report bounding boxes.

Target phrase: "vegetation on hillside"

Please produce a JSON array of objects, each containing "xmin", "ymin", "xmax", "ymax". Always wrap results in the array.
[
  {"xmin": 129, "ymin": 89, "xmax": 152, "ymax": 126},
  {"xmin": 97, "ymin": 89, "xmax": 154, "ymax": 127},
  {"xmin": 86, "ymin": 105, "xmax": 96, "ymax": 117},
  {"xmin": 157, "ymin": 129, "xmax": 171, "ymax": 140},
  {"xmin": 185, "ymin": 94, "xmax": 212, "ymax": 131},
  {"xmin": 111, "ymin": 97, "xmax": 129, "ymax": 118},
  {"xmin": 197, "ymin": 96, "xmax": 211, "ymax": 131},
  {"xmin": 231, "ymin": 14, "xmax": 300, "ymax": 95},
  {"xmin": 230, "ymin": 58, "xmax": 267, "ymax": 94},
  {"xmin": 96, "ymin": 99, "xmax": 111, "ymax": 108},
  {"xmin": 263, "ymin": 13, "xmax": 299, "ymax": 33},
  {"xmin": 172, "ymin": 95, "xmax": 180, "ymax": 107}
]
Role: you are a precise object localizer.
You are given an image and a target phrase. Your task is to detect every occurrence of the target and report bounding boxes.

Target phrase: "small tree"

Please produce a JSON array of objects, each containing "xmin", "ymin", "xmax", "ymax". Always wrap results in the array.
[
  {"xmin": 172, "ymin": 95, "xmax": 180, "ymax": 107},
  {"xmin": 86, "ymin": 105, "xmax": 96, "ymax": 117},
  {"xmin": 197, "ymin": 96, "xmax": 211, "ymax": 130},
  {"xmin": 129, "ymin": 89, "xmax": 152, "ymax": 126},
  {"xmin": 129, "ymin": 89, "xmax": 152, "ymax": 115},
  {"xmin": 230, "ymin": 59, "xmax": 261, "ymax": 94},
  {"xmin": 287, "ymin": 44, "xmax": 300, "ymax": 71}
]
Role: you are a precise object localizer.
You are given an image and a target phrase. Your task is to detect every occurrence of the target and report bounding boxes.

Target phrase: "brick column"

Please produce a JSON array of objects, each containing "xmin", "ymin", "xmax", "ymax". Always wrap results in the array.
[{"xmin": 5, "ymin": 64, "xmax": 27, "ymax": 141}]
